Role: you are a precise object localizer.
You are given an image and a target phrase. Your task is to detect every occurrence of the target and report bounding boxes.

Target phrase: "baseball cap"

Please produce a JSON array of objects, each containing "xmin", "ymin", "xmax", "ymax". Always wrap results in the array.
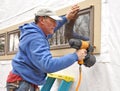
[{"xmin": 35, "ymin": 8, "xmax": 62, "ymax": 21}]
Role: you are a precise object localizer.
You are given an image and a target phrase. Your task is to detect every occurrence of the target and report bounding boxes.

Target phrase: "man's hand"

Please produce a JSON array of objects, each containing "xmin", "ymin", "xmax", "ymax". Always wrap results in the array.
[
  {"xmin": 76, "ymin": 49, "xmax": 87, "ymax": 61},
  {"xmin": 66, "ymin": 4, "xmax": 80, "ymax": 20}
]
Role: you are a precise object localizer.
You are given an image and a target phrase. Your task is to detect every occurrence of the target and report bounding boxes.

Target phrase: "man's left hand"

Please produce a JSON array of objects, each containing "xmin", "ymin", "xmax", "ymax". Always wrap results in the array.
[{"xmin": 66, "ymin": 4, "xmax": 80, "ymax": 20}]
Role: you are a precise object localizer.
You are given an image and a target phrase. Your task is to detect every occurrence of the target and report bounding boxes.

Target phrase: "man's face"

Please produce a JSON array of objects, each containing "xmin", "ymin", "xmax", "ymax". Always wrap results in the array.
[{"xmin": 42, "ymin": 16, "xmax": 57, "ymax": 35}]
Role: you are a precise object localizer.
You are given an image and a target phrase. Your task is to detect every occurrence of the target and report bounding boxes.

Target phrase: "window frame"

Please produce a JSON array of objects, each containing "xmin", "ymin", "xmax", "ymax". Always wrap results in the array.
[
  {"xmin": 7, "ymin": 29, "xmax": 20, "ymax": 55},
  {"xmin": 50, "ymin": 6, "xmax": 94, "ymax": 50}
]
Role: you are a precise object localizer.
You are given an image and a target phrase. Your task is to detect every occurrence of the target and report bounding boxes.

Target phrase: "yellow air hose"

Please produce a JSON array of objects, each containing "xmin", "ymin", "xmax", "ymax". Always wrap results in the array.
[{"xmin": 76, "ymin": 66, "xmax": 82, "ymax": 91}]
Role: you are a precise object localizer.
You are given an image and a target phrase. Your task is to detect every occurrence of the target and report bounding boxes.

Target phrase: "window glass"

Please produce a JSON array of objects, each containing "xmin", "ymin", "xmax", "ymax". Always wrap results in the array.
[
  {"xmin": 74, "ymin": 13, "xmax": 90, "ymax": 38},
  {"xmin": 7, "ymin": 30, "xmax": 20, "ymax": 54},
  {"xmin": 0, "ymin": 34, "xmax": 5, "ymax": 55}
]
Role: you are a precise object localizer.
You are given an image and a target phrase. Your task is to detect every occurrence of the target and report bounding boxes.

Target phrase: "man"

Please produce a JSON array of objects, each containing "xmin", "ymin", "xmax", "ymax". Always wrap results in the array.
[{"xmin": 6, "ymin": 5, "xmax": 87, "ymax": 91}]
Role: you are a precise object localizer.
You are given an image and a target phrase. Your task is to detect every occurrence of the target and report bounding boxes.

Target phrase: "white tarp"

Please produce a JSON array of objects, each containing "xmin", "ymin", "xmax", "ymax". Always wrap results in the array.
[
  {"xmin": 0, "ymin": 0, "xmax": 84, "ymax": 30},
  {"xmin": 0, "ymin": 0, "xmax": 120, "ymax": 91}
]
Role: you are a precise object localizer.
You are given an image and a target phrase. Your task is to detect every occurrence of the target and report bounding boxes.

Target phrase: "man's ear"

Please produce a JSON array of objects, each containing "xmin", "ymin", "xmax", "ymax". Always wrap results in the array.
[{"xmin": 39, "ymin": 16, "xmax": 45, "ymax": 24}]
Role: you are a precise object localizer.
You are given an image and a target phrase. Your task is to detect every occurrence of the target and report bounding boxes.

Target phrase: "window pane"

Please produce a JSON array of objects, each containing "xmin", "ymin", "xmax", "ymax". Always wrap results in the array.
[
  {"xmin": 0, "ymin": 34, "xmax": 5, "ymax": 55},
  {"xmin": 74, "ymin": 13, "xmax": 90, "ymax": 38},
  {"xmin": 9, "ymin": 32, "xmax": 19, "ymax": 52},
  {"xmin": 7, "ymin": 30, "xmax": 20, "ymax": 54},
  {"xmin": 49, "ymin": 25, "xmax": 68, "ymax": 46}
]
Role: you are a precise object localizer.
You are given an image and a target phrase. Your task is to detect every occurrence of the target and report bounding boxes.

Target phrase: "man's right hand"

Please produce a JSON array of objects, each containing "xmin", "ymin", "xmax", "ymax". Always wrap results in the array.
[{"xmin": 76, "ymin": 49, "xmax": 87, "ymax": 61}]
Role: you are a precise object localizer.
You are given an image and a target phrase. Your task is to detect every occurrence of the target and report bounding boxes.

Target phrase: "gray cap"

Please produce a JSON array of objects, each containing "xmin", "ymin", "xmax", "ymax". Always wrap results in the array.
[{"xmin": 35, "ymin": 8, "xmax": 62, "ymax": 21}]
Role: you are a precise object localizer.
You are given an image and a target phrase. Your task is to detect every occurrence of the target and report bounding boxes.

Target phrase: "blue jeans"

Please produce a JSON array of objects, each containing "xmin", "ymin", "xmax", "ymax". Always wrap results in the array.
[{"xmin": 6, "ymin": 81, "xmax": 39, "ymax": 91}]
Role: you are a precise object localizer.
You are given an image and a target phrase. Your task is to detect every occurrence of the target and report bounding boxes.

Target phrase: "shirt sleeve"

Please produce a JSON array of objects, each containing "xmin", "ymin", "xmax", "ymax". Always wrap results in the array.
[{"xmin": 29, "ymin": 38, "xmax": 78, "ymax": 73}]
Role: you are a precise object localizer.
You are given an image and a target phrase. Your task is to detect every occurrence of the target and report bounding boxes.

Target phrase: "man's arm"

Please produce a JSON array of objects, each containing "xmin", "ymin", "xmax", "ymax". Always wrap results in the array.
[
  {"xmin": 54, "ymin": 4, "xmax": 80, "ymax": 31},
  {"xmin": 47, "ymin": 4, "xmax": 80, "ymax": 38}
]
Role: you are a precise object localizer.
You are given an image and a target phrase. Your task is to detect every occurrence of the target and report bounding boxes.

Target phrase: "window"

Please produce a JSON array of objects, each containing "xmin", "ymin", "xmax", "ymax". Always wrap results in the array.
[
  {"xmin": 7, "ymin": 29, "xmax": 20, "ymax": 54},
  {"xmin": 0, "ymin": 0, "xmax": 101, "ymax": 59},
  {"xmin": 49, "ymin": 6, "xmax": 94, "ymax": 49},
  {"xmin": 0, "ymin": 34, "xmax": 5, "ymax": 55},
  {"xmin": 49, "ymin": 23, "xmax": 69, "ymax": 49}
]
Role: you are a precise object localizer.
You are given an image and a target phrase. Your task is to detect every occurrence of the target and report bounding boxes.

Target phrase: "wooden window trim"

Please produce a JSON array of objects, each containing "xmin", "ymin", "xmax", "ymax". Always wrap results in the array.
[{"xmin": 7, "ymin": 29, "xmax": 20, "ymax": 55}]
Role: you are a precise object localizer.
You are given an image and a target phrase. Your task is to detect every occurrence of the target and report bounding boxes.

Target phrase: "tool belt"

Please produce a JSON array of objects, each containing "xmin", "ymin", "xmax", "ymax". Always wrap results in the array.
[{"xmin": 7, "ymin": 80, "xmax": 39, "ymax": 91}]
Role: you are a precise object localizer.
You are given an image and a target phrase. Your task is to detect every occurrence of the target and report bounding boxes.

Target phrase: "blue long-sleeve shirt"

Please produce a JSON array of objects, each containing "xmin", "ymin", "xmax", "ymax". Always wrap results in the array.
[{"xmin": 12, "ymin": 16, "xmax": 78, "ymax": 85}]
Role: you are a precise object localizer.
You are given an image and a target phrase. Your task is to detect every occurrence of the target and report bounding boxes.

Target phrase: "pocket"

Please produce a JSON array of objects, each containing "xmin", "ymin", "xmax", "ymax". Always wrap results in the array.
[
  {"xmin": 6, "ymin": 82, "xmax": 19, "ymax": 91},
  {"xmin": 18, "ymin": 81, "xmax": 30, "ymax": 91}
]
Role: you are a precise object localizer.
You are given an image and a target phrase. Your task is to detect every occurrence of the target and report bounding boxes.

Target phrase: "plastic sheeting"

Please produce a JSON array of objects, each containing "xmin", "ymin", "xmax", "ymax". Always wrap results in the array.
[
  {"xmin": 0, "ymin": 0, "xmax": 84, "ymax": 30},
  {"xmin": 0, "ymin": 0, "xmax": 120, "ymax": 91},
  {"xmin": 107, "ymin": 0, "xmax": 120, "ymax": 90}
]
